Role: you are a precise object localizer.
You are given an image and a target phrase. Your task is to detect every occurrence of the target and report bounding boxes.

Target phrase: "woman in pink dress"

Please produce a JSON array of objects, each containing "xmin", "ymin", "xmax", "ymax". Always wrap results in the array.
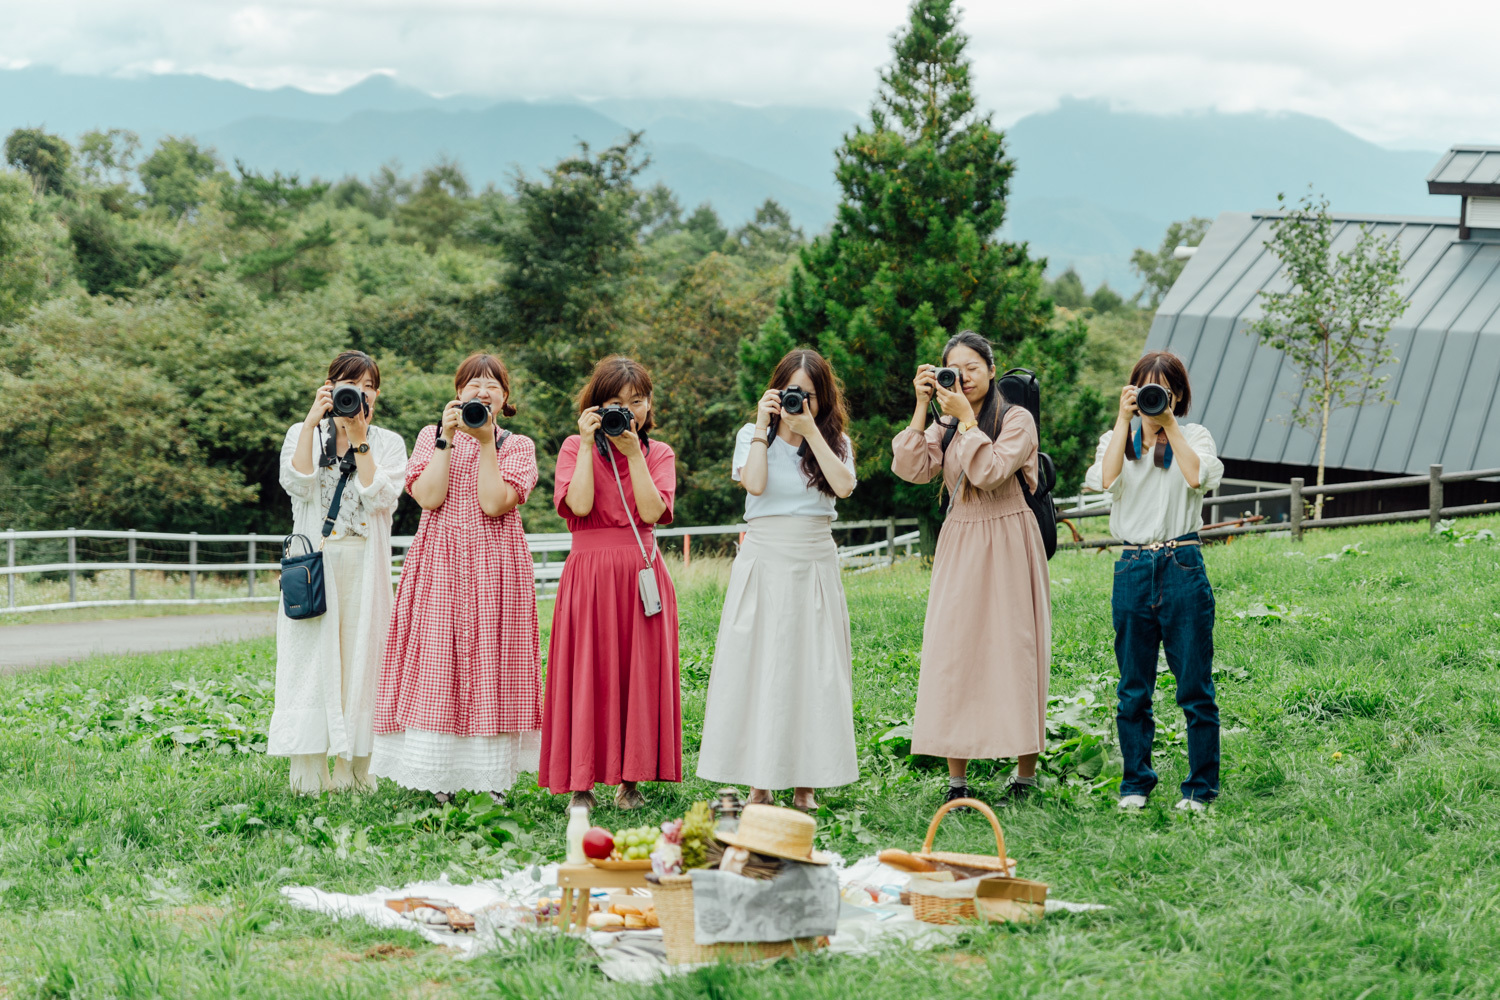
[
  {"xmin": 540, "ymin": 355, "xmax": 681, "ymax": 811},
  {"xmin": 371, "ymin": 353, "xmax": 543, "ymax": 804}
]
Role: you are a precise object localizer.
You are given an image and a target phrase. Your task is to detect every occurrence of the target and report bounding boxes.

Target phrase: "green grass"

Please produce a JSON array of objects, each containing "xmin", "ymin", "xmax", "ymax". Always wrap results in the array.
[{"xmin": 5, "ymin": 517, "xmax": 1500, "ymax": 997}]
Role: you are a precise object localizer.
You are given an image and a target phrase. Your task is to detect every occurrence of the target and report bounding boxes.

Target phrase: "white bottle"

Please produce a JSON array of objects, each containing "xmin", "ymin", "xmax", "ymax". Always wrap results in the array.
[{"xmin": 566, "ymin": 804, "xmax": 590, "ymax": 865}]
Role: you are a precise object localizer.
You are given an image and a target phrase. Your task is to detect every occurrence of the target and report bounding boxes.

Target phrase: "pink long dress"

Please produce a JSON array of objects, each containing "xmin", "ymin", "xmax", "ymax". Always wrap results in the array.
[{"xmin": 538, "ymin": 434, "xmax": 682, "ymax": 794}]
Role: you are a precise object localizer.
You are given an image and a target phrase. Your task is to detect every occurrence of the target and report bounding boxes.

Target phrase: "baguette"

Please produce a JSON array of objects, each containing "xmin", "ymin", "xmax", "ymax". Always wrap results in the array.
[
  {"xmin": 878, "ymin": 849, "xmax": 938, "ymax": 873},
  {"xmin": 588, "ymin": 912, "xmax": 625, "ymax": 930}
]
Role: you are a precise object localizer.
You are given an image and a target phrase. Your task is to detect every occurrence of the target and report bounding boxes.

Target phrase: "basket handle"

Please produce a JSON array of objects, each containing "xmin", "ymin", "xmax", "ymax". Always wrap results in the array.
[{"xmin": 921, "ymin": 798, "xmax": 1007, "ymax": 863}]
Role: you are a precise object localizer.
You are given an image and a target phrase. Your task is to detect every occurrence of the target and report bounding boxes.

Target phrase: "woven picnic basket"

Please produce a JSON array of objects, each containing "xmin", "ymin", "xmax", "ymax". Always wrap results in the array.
[
  {"xmin": 652, "ymin": 874, "xmax": 825, "ymax": 965},
  {"xmin": 908, "ymin": 798, "xmax": 1015, "ymax": 925}
]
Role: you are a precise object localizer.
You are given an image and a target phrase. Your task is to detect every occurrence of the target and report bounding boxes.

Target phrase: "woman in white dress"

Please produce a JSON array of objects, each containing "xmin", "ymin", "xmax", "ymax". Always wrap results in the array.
[
  {"xmin": 697, "ymin": 348, "xmax": 858, "ymax": 812},
  {"xmin": 269, "ymin": 350, "xmax": 408, "ymax": 795}
]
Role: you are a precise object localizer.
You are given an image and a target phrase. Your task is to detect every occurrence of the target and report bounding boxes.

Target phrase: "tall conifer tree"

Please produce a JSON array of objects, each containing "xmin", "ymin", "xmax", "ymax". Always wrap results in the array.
[{"xmin": 742, "ymin": 0, "xmax": 1103, "ymax": 535}]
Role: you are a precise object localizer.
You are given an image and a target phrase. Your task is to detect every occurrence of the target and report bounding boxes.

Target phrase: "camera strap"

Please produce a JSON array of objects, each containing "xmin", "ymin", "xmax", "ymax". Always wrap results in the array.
[
  {"xmin": 1126, "ymin": 422, "xmax": 1173, "ymax": 470},
  {"xmin": 320, "ymin": 448, "xmax": 357, "ymax": 544},
  {"xmin": 610, "ymin": 450, "xmax": 659, "ymax": 570}
]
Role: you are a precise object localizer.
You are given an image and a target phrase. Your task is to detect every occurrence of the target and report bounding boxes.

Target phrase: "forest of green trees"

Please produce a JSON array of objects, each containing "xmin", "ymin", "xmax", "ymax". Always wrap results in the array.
[{"xmin": 0, "ymin": 0, "xmax": 1165, "ymax": 541}]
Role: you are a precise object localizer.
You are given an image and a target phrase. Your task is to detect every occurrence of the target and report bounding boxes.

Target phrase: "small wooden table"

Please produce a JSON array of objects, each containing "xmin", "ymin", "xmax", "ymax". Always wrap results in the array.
[{"xmin": 555, "ymin": 863, "xmax": 652, "ymax": 933}]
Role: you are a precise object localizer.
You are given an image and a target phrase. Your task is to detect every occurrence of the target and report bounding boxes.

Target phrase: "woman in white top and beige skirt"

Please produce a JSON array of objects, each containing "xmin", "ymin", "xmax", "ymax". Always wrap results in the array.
[{"xmin": 697, "ymin": 349, "xmax": 858, "ymax": 812}]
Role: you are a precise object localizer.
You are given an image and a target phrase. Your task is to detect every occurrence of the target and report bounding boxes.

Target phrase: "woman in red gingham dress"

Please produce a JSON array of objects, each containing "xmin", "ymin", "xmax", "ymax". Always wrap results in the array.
[{"xmin": 371, "ymin": 353, "xmax": 542, "ymax": 803}]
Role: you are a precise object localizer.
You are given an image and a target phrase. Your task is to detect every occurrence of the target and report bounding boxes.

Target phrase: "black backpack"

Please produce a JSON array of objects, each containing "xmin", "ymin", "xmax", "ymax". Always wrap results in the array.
[{"xmin": 940, "ymin": 367, "xmax": 1058, "ymax": 559}]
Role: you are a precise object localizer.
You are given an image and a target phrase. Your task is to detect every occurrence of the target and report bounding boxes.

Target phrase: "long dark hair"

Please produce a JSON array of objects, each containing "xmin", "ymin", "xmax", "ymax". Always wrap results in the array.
[
  {"xmin": 939, "ymin": 331, "xmax": 1001, "ymax": 502},
  {"xmin": 767, "ymin": 348, "xmax": 849, "ymax": 498}
]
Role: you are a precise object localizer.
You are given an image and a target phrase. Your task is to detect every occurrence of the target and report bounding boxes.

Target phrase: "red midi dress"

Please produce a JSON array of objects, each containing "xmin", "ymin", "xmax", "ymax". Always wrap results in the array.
[
  {"xmin": 370, "ymin": 426, "xmax": 544, "ymax": 793},
  {"xmin": 538, "ymin": 434, "xmax": 681, "ymax": 794}
]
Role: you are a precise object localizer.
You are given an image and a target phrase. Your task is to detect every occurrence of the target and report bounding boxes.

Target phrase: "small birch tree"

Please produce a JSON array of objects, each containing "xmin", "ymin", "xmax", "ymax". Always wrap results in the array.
[{"xmin": 1252, "ymin": 191, "xmax": 1408, "ymax": 519}]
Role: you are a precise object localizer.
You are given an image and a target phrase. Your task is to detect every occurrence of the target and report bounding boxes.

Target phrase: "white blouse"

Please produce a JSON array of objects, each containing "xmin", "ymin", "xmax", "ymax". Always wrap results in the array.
[
  {"xmin": 731, "ymin": 423, "xmax": 855, "ymax": 521},
  {"xmin": 1083, "ymin": 423, "xmax": 1225, "ymax": 545}
]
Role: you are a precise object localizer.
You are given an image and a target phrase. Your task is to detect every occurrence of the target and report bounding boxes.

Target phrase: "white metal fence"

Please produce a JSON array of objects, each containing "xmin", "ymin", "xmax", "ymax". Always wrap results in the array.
[{"xmin": 0, "ymin": 519, "xmax": 918, "ymax": 615}]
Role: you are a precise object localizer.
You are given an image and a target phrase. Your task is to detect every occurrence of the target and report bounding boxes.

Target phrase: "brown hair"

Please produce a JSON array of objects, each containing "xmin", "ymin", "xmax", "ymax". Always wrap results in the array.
[
  {"xmin": 767, "ymin": 348, "xmax": 850, "ymax": 498},
  {"xmin": 327, "ymin": 350, "xmax": 380, "ymax": 388},
  {"xmin": 576, "ymin": 355, "xmax": 655, "ymax": 435},
  {"xmin": 454, "ymin": 352, "xmax": 517, "ymax": 417},
  {"xmin": 1128, "ymin": 350, "xmax": 1192, "ymax": 417}
]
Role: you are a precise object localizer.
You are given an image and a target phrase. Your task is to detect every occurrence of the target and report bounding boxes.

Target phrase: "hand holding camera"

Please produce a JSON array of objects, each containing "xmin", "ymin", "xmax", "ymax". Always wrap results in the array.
[
  {"xmin": 1119, "ymin": 383, "xmax": 1174, "ymax": 425},
  {"xmin": 592, "ymin": 404, "xmax": 641, "ymax": 457},
  {"xmin": 330, "ymin": 383, "xmax": 372, "ymax": 441},
  {"xmin": 913, "ymin": 365, "xmax": 938, "ymax": 404},
  {"xmin": 778, "ymin": 385, "xmax": 817, "ymax": 436},
  {"xmin": 305, "ymin": 383, "xmax": 335, "ymax": 426},
  {"xmin": 755, "ymin": 389, "xmax": 781, "ymax": 431},
  {"xmin": 453, "ymin": 396, "xmax": 495, "ymax": 444}
]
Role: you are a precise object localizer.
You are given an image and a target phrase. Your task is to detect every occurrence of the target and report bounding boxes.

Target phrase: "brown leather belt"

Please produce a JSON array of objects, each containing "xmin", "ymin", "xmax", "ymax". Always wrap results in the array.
[{"xmin": 1121, "ymin": 539, "xmax": 1201, "ymax": 551}]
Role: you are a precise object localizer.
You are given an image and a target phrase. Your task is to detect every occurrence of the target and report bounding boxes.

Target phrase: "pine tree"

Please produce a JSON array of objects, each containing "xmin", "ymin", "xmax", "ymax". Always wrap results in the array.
[{"xmin": 741, "ymin": 0, "xmax": 1102, "ymax": 539}]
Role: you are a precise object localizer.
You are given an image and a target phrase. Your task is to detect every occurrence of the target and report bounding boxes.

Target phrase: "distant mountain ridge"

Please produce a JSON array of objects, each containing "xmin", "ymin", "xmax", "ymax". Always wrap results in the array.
[{"xmin": 0, "ymin": 68, "xmax": 1459, "ymax": 291}]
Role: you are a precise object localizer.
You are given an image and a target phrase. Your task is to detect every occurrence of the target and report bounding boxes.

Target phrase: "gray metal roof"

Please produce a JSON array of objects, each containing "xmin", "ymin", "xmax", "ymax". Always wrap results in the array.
[
  {"xmin": 1427, "ymin": 146, "xmax": 1500, "ymax": 196},
  {"xmin": 1145, "ymin": 210, "xmax": 1500, "ymax": 476}
]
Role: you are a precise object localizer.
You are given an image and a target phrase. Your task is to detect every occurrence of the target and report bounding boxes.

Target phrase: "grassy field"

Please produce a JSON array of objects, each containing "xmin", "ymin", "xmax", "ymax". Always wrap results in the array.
[{"xmin": 3, "ymin": 516, "xmax": 1500, "ymax": 997}]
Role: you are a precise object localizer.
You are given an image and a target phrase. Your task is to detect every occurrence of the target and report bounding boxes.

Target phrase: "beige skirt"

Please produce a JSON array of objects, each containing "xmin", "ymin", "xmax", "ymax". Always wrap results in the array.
[
  {"xmin": 696, "ymin": 516, "xmax": 858, "ymax": 790},
  {"xmin": 912, "ymin": 489, "xmax": 1051, "ymax": 760}
]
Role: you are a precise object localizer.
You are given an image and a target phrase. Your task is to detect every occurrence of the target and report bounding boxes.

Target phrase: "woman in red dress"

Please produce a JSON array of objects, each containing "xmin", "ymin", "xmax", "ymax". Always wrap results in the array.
[
  {"xmin": 540, "ymin": 355, "xmax": 681, "ymax": 811},
  {"xmin": 371, "ymin": 353, "xmax": 543, "ymax": 803}
]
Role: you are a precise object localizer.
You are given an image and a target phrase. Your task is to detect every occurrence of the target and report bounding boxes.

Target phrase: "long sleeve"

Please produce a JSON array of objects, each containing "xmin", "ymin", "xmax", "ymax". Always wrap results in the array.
[
  {"xmin": 279, "ymin": 423, "xmax": 319, "ymax": 503},
  {"xmin": 356, "ymin": 427, "xmax": 408, "ymax": 513},
  {"xmin": 953, "ymin": 407, "xmax": 1038, "ymax": 492},
  {"xmin": 891, "ymin": 423, "xmax": 946, "ymax": 485},
  {"xmin": 1083, "ymin": 429, "xmax": 1124, "ymax": 498}
]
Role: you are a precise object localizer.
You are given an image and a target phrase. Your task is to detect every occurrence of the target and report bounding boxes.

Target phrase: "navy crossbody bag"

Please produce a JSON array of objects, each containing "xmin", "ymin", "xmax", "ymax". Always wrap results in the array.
[{"xmin": 280, "ymin": 444, "xmax": 356, "ymax": 620}]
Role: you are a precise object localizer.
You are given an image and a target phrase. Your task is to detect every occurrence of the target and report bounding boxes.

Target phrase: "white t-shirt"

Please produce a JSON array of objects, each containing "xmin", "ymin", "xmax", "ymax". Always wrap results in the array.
[
  {"xmin": 1083, "ymin": 423, "xmax": 1225, "ymax": 544},
  {"xmin": 731, "ymin": 423, "xmax": 856, "ymax": 521}
]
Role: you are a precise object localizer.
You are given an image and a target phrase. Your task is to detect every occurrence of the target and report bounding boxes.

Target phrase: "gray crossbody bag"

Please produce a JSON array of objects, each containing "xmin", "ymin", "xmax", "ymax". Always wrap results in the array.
[{"xmin": 610, "ymin": 452, "xmax": 663, "ymax": 617}]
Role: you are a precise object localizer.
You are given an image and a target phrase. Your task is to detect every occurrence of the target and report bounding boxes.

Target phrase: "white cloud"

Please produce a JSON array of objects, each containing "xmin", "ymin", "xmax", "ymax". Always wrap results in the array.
[{"xmin": 0, "ymin": 0, "xmax": 1495, "ymax": 148}]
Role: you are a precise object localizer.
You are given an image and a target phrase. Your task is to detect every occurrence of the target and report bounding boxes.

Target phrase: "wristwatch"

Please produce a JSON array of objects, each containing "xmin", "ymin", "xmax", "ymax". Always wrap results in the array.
[
  {"xmin": 352, "ymin": 442, "xmax": 370, "ymax": 455},
  {"xmin": 958, "ymin": 418, "xmax": 979, "ymax": 435}
]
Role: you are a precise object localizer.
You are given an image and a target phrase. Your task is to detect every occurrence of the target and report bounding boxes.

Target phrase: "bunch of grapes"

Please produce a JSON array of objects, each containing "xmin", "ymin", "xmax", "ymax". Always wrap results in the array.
[
  {"xmin": 680, "ymin": 802, "xmax": 715, "ymax": 870},
  {"xmin": 614, "ymin": 826, "xmax": 658, "ymax": 861}
]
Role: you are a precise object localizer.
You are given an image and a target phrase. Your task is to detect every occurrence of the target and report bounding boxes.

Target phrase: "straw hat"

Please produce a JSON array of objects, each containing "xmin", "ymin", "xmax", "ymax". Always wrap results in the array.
[{"xmin": 714, "ymin": 804, "xmax": 829, "ymax": 865}]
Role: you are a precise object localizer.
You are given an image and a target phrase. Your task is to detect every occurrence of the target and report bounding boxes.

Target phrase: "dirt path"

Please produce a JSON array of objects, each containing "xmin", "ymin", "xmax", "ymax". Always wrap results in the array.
[{"xmin": 0, "ymin": 613, "xmax": 276, "ymax": 674}]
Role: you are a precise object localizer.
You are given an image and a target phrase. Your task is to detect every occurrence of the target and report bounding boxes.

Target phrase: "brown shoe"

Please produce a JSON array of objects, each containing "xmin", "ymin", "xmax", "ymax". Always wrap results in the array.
[
  {"xmin": 792, "ymin": 788, "xmax": 819, "ymax": 813},
  {"xmin": 615, "ymin": 784, "xmax": 646, "ymax": 811},
  {"xmin": 747, "ymin": 788, "xmax": 775, "ymax": 806},
  {"xmin": 569, "ymin": 789, "xmax": 597, "ymax": 811}
]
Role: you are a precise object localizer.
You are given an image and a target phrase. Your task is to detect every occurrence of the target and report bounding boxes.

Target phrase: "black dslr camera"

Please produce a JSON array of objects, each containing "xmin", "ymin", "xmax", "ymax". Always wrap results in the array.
[
  {"xmin": 461, "ymin": 399, "xmax": 492, "ymax": 428},
  {"xmin": 1135, "ymin": 383, "xmax": 1171, "ymax": 417},
  {"xmin": 331, "ymin": 384, "xmax": 369, "ymax": 419},
  {"xmin": 779, "ymin": 385, "xmax": 811, "ymax": 414},
  {"xmin": 595, "ymin": 404, "xmax": 635, "ymax": 455}
]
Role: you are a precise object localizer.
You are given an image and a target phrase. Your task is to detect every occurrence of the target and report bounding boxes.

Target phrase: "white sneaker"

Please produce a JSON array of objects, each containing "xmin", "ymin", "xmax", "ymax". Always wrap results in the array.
[
  {"xmin": 1175, "ymin": 798, "xmax": 1208, "ymax": 813},
  {"xmin": 1118, "ymin": 794, "xmax": 1148, "ymax": 810}
]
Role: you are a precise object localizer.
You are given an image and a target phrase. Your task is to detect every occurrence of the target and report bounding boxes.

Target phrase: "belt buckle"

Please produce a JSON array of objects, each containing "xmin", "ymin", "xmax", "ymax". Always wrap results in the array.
[{"xmin": 1146, "ymin": 541, "xmax": 1167, "ymax": 552}]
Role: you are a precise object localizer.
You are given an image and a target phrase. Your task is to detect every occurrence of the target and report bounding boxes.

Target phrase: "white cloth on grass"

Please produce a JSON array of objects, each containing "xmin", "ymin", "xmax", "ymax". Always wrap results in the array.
[
  {"xmin": 371, "ymin": 727, "xmax": 541, "ymax": 794},
  {"xmin": 269, "ymin": 423, "xmax": 407, "ymax": 763},
  {"xmin": 1083, "ymin": 423, "xmax": 1225, "ymax": 544},
  {"xmin": 731, "ymin": 423, "xmax": 855, "ymax": 521}
]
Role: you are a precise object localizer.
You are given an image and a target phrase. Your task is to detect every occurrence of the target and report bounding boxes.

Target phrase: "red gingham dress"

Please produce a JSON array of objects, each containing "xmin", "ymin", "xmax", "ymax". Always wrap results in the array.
[{"xmin": 374, "ymin": 426, "xmax": 543, "ymax": 738}]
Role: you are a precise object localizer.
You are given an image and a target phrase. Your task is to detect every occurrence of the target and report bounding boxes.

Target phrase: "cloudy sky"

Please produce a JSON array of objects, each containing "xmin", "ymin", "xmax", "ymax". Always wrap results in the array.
[{"xmin": 1, "ymin": 0, "xmax": 1492, "ymax": 150}]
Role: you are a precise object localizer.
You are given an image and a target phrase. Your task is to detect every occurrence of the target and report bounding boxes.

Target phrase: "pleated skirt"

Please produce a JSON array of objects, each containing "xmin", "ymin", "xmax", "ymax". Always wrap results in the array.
[{"xmin": 697, "ymin": 516, "xmax": 858, "ymax": 790}]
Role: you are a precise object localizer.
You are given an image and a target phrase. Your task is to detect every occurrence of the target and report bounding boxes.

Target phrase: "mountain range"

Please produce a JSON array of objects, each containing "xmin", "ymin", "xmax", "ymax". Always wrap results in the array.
[{"xmin": 1, "ymin": 67, "xmax": 1461, "ymax": 292}]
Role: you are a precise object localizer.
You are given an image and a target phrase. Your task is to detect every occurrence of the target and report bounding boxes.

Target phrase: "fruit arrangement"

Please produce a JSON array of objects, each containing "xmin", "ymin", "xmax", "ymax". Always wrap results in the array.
[{"xmin": 611, "ymin": 825, "xmax": 660, "ymax": 862}]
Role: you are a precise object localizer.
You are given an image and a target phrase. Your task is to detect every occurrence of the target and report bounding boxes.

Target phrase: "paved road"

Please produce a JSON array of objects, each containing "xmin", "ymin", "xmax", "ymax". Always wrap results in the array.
[{"xmin": 0, "ymin": 613, "xmax": 276, "ymax": 674}]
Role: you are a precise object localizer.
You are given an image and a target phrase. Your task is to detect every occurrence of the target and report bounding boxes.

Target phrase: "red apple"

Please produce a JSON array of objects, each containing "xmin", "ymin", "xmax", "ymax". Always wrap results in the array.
[{"xmin": 582, "ymin": 827, "xmax": 615, "ymax": 860}]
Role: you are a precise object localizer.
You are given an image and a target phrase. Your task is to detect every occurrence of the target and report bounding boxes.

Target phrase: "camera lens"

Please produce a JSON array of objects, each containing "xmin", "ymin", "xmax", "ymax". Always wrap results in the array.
[
  {"xmin": 600, "ymin": 405, "xmax": 633, "ymax": 437},
  {"xmin": 779, "ymin": 387, "xmax": 807, "ymax": 414},
  {"xmin": 461, "ymin": 399, "xmax": 491, "ymax": 427},
  {"xmin": 331, "ymin": 385, "xmax": 365, "ymax": 418},
  {"xmin": 1136, "ymin": 384, "xmax": 1170, "ymax": 417},
  {"xmin": 935, "ymin": 368, "xmax": 960, "ymax": 390}
]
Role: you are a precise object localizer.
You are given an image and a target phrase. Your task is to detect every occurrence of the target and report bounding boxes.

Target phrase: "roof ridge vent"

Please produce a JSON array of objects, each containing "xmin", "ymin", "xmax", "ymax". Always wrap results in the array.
[{"xmin": 1427, "ymin": 146, "xmax": 1500, "ymax": 239}]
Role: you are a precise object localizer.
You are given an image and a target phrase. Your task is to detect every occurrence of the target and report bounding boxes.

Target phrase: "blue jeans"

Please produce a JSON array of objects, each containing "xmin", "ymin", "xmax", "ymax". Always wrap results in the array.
[{"xmin": 1112, "ymin": 536, "xmax": 1220, "ymax": 802}]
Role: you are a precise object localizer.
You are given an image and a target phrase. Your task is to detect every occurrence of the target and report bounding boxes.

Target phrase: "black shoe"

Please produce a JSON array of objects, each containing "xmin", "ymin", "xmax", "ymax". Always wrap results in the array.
[
  {"xmin": 1001, "ymin": 780, "xmax": 1036, "ymax": 804},
  {"xmin": 944, "ymin": 785, "xmax": 974, "ymax": 812}
]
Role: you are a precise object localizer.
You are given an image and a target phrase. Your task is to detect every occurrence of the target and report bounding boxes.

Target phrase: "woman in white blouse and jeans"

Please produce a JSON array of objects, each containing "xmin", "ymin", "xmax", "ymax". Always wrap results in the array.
[
  {"xmin": 1084, "ymin": 351, "xmax": 1225, "ymax": 811},
  {"xmin": 697, "ymin": 349, "xmax": 858, "ymax": 812},
  {"xmin": 270, "ymin": 351, "xmax": 408, "ymax": 795}
]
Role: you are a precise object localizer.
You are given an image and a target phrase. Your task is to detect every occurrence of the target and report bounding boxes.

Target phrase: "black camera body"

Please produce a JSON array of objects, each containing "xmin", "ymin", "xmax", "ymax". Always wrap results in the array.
[
  {"xmin": 934, "ymin": 367, "xmax": 962, "ymax": 390},
  {"xmin": 779, "ymin": 386, "xmax": 811, "ymax": 414},
  {"xmin": 331, "ymin": 384, "xmax": 369, "ymax": 419},
  {"xmin": 1136, "ymin": 383, "xmax": 1171, "ymax": 417},
  {"xmin": 594, "ymin": 404, "xmax": 635, "ymax": 455},
  {"xmin": 460, "ymin": 399, "xmax": 492, "ymax": 428}
]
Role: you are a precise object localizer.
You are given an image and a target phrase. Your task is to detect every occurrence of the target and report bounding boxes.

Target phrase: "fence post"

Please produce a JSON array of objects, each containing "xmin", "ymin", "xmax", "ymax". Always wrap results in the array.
[
  {"xmin": 886, "ymin": 517, "xmax": 897, "ymax": 566},
  {"xmin": 1289, "ymin": 479, "xmax": 1304, "ymax": 542},
  {"xmin": 128, "ymin": 530, "xmax": 137, "ymax": 602},
  {"xmin": 247, "ymin": 533, "xmax": 256, "ymax": 597},
  {"xmin": 1429, "ymin": 464, "xmax": 1444, "ymax": 532},
  {"xmin": 189, "ymin": 532, "xmax": 198, "ymax": 600},
  {"xmin": 6, "ymin": 530, "xmax": 13, "ymax": 609},
  {"xmin": 68, "ymin": 529, "xmax": 77, "ymax": 603}
]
